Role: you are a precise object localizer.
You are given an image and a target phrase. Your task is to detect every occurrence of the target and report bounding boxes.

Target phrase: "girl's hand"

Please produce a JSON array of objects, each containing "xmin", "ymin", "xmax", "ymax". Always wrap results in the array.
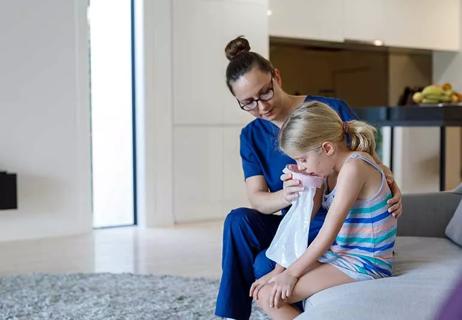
[
  {"xmin": 268, "ymin": 270, "xmax": 298, "ymax": 308},
  {"xmin": 280, "ymin": 170, "xmax": 304, "ymax": 204},
  {"xmin": 249, "ymin": 268, "xmax": 283, "ymax": 301}
]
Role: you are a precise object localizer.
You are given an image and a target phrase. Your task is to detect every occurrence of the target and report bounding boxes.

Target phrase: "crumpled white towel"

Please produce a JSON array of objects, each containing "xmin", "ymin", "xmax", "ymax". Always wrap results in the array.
[{"xmin": 266, "ymin": 165, "xmax": 323, "ymax": 268}]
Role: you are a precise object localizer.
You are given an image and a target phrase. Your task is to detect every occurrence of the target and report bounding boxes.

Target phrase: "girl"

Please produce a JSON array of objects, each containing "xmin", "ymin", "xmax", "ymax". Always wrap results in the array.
[{"xmin": 251, "ymin": 101, "xmax": 397, "ymax": 319}]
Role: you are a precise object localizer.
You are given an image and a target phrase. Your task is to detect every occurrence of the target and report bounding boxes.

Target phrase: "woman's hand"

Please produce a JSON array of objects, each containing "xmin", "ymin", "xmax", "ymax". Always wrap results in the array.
[
  {"xmin": 280, "ymin": 170, "xmax": 304, "ymax": 205},
  {"xmin": 268, "ymin": 270, "xmax": 298, "ymax": 308},
  {"xmin": 387, "ymin": 176, "xmax": 403, "ymax": 218},
  {"xmin": 249, "ymin": 268, "xmax": 283, "ymax": 301},
  {"xmin": 379, "ymin": 163, "xmax": 402, "ymax": 219}
]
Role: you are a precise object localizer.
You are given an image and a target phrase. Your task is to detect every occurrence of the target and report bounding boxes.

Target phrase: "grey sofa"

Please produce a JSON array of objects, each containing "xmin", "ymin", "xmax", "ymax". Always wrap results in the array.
[{"xmin": 297, "ymin": 187, "xmax": 462, "ymax": 320}]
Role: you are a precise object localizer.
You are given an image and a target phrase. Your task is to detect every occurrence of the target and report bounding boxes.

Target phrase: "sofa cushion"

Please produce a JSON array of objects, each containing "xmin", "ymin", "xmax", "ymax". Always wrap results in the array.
[
  {"xmin": 454, "ymin": 183, "xmax": 462, "ymax": 194},
  {"xmin": 446, "ymin": 199, "xmax": 462, "ymax": 247},
  {"xmin": 297, "ymin": 237, "xmax": 462, "ymax": 320}
]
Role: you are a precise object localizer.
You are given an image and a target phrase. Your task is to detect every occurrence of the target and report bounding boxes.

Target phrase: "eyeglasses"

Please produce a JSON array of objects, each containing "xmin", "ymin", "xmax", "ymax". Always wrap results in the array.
[{"xmin": 237, "ymin": 78, "xmax": 274, "ymax": 111}]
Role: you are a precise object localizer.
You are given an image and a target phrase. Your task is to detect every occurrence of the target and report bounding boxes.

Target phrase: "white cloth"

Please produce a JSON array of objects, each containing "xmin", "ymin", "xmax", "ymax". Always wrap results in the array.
[{"xmin": 266, "ymin": 165, "xmax": 323, "ymax": 268}]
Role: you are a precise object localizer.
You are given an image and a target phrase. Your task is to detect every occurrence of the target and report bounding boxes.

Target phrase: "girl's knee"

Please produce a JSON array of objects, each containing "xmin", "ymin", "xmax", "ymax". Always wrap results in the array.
[
  {"xmin": 255, "ymin": 285, "xmax": 272, "ymax": 311},
  {"xmin": 256, "ymin": 284, "xmax": 293, "ymax": 315}
]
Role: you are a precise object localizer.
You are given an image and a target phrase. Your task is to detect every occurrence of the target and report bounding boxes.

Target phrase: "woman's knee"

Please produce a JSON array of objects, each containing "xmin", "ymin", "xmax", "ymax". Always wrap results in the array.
[
  {"xmin": 223, "ymin": 207, "xmax": 256, "ymax": 233},
  {"xmin": 253, "ymin": 250, "xmax": 275, "ymax": 279}
]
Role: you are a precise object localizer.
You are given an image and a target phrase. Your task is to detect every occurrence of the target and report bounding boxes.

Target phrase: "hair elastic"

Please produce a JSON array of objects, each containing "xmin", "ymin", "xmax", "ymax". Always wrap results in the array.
[{"xmin": 343, "ymin": 122, "xmax": 349, "ymax": 134}]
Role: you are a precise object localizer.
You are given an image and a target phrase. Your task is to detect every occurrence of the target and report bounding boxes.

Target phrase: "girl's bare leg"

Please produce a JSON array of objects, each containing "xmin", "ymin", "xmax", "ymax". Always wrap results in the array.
[{"xmin": 256, "ymin": 262, "xmax": 355, "ymax": 320}]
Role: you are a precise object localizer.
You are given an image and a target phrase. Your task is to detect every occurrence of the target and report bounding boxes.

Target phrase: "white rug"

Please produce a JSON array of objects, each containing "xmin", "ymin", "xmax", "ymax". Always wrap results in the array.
[{"xmin": 0, "ymin": 273, "xmax": 268, "ymax": 320}]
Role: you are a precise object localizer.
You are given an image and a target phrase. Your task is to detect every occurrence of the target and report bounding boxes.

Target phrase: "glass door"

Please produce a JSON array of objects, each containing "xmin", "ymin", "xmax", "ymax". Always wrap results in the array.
[{"xmin": 89, "ymin": 0, "xmax": 136, "ymax": 227}]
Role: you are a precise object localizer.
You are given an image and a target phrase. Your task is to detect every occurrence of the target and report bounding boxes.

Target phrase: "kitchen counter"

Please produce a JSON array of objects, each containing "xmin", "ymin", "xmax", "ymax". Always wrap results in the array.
[
  {"xmin": 352, "ymin": 105, "xmax": 462, "ymax": 127},
  {"xmin": 352, "ymin": 105, "xmax": 462, "ymax": 191}
]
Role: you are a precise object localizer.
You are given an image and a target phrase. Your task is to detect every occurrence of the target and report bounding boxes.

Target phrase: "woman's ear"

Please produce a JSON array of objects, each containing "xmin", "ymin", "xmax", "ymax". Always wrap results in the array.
[
  {"xmin": 273, "ymin": 68, "xmax": 282, "ymax": 87},
  {"xmin": 321, "ymin": 142, "xmax": 335, "ymax": 156}
]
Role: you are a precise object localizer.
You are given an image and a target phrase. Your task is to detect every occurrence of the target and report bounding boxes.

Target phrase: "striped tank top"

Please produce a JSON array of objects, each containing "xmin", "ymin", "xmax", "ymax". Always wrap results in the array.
[{"xmin": 319, "ymin": 152, "xmax": 397, "ymax": 279}]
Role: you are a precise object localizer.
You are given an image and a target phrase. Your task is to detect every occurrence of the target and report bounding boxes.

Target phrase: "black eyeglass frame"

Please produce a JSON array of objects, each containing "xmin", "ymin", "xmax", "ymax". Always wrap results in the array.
[{"xmin": 236, "ymin": 78, "xmax": 274, "ymax": 111}]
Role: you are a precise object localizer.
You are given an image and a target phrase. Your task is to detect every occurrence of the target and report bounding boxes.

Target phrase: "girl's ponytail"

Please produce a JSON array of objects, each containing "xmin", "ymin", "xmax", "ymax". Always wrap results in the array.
[{"xmin": 345, "ymin": 120, "xmax": 377, "ymax": 156}]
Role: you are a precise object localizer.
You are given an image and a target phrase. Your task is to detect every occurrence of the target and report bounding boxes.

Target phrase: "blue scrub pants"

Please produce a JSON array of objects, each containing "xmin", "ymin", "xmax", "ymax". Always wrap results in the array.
[{"xmin": 215, "ymin": 207, "xmax": 325, "ymax": 319}]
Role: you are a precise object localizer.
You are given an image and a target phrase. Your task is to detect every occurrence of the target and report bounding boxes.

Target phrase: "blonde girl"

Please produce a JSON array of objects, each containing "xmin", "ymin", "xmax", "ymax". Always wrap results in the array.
[{"xmin": 252, "ymin": 101, "xmax": 397, "ymax": 319}]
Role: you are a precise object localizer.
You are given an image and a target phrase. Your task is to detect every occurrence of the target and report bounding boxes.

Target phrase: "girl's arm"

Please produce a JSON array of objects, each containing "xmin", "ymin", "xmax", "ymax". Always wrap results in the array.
[{"xmin": 287, "ymin": 160, "xmax": 366, "ymax": 278}]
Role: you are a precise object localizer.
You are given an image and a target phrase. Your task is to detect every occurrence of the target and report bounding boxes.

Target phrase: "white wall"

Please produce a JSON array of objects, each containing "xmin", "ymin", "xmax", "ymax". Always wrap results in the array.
[{"xmin": 0, "ymin": 0, "xmax": 92, "ymax": 241}]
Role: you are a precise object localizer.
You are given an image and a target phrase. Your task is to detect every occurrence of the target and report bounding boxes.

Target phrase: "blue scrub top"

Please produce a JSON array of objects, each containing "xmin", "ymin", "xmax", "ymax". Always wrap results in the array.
[{"xmin": 239, "ymin": 95, "xmax": 358, "ymax": 216}]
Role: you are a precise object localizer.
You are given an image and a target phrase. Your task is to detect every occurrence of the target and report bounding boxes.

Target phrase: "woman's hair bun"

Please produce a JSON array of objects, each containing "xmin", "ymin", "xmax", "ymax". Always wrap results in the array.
[{"xmin": 225, "ymin": 36, "xmax": 251, "ymax": 61}]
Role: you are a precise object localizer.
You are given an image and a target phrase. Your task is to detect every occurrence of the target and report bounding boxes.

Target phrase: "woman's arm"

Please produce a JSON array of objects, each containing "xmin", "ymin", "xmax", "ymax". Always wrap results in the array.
[
  {"xmin": 287, "ymin": 161, "xmax": 365, "ymax": 278},
  {"xmin": 245, "ymin": 176, "xmax": 290, "ymax": 214},
  {"xmin": 245, "ymin": 174, "xmax": 324, "ymax": 215},
  {"xmin": 245, "ymin": 174, "xmax": 304, "ymax": 214}
]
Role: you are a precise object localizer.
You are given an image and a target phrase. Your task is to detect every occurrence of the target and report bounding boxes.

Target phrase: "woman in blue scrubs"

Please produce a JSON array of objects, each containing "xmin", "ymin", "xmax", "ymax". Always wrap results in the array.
[{"xmin": 215, "ymin": 36, "xmax": 403, "ymax": 320}]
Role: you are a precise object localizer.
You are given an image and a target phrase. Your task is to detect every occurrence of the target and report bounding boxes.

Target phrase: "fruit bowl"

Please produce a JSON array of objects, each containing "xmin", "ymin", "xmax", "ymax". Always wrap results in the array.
[{"xmin": 413, "ymin": 83, "xmax": 462, "ymax": 105}]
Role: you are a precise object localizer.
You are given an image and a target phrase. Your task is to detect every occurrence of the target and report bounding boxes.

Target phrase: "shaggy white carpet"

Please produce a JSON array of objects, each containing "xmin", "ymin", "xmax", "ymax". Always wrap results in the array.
[{"xmin": 0, "ymin": 273, "xmax": 269, "ymax": 320}]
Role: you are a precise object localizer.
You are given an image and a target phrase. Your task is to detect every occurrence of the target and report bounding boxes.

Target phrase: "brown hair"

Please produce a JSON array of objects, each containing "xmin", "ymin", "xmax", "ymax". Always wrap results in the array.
[
  {"xmin": 224, "ymin": 36, "xmax": 274, "ymax": 94},
  {"xmin": 279, "ymin": 101, "xmax": 377, "ymax": 157}
]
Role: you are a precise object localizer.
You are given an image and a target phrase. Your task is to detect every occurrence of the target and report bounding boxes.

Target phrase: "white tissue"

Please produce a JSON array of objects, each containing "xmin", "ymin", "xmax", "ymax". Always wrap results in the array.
[{"xmin": 265, "ymin": 165, "xmax": 323, "ymax": 268}]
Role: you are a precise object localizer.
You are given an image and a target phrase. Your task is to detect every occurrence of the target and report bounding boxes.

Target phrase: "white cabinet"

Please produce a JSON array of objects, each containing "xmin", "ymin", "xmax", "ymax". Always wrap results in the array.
[
  {"xmin": 171, "ymin": 0, "xmax": 268, "ymax": 222},
  {"xmin": 345, "ymin": 0, "xmax": 460, "ymax": 51},
  {"xmin": 343, "ymin": 0, "xmax": 386, "ymax": 44},
  {"xmin": 173, "ymin": 0, "xmax": 268, "ymax": 126},
  {"xmin": 173, "ymin": 126, "xmax": 249, "ymax": 223},
  {"xmin": 270, "ymin": 0, "xmax": 460, "ymax": 51},
  {"xmin": 173, "ymin": 127, "xmax": 224, "ymax": 223},
  {"xmin": 269, "ymin": 0, "xmax": 344, "ymax": 42},
  {"xmin": 223, "ymin": 127, "xmax": 250, "ymax": 213},
  {"xmin": 382, "ymin": 0, "xmax": 460, "ymax": 51}
]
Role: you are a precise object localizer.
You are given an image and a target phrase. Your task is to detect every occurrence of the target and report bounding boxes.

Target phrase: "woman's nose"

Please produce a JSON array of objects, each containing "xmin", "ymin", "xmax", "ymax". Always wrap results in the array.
[{"xmin": 257, "ymin": 100, "xmax": 271, "ymax": 110}]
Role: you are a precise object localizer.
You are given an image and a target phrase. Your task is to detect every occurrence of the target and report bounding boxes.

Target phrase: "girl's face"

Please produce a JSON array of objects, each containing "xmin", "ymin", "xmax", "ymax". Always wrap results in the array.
[
  {"xmin": 292, "ymin": 143, "xmax": 336, "ymax": 178},
  {"xmin": 231, "ymin": 67, "xmax": 285, "ymax": 123}
]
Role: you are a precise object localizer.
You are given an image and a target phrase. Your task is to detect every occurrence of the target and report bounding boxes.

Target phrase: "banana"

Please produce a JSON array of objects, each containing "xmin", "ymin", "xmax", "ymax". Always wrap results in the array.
[
  {"xmin": 421, "ymin": 98, "xmax": 440, "ymax": 104},
  {"xmin": 413, "ymin": 92, "xmax": 423, "ymax": 103},
  {"xmin": 422, "ymin": 85, "xmax": 445, "ymax": 96},
  {"xmin": 423, "ymin": 94, "xmax": 451, "ymax": 102}
]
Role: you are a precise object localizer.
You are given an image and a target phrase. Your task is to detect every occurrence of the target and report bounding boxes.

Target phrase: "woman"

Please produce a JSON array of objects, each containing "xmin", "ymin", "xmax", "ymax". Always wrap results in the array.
[{"xmin": 215, "ymin": 36, "xmax": 403, "ymax": 320}]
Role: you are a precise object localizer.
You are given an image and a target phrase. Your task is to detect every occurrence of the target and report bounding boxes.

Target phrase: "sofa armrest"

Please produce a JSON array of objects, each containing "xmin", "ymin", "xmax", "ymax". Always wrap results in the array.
[{"xmin": 398, "ymin": 191, "xmax": 462, "ymax": 237}]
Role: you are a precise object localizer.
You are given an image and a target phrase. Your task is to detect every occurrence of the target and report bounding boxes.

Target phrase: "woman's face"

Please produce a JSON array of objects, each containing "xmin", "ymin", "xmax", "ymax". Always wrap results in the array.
[{"xmin": 231, "ymin": 67, "xmax": 285, "ymax": 123}]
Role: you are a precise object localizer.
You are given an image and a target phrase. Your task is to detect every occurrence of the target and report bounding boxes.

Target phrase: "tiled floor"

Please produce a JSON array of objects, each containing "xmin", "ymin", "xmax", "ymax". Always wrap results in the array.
[{"xmin": 0, "ymin": 220, "xmax": 224, "ymax": 279}]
